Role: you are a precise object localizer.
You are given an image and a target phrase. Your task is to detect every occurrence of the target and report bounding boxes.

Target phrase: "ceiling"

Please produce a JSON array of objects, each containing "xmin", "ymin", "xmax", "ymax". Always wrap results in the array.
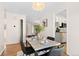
[{"xmin": 0, "ymin": 2, "xmax": 67, "ymax": 21}]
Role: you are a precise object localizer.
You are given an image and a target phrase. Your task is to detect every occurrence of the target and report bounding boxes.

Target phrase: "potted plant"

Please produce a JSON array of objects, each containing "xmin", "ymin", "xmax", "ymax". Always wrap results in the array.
[{"xmin": 34, "ymin": 24, "xmax": 44, "ymax": 40}]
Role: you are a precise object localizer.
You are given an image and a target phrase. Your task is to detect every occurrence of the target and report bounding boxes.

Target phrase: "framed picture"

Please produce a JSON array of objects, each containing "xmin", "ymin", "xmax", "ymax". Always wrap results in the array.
[{"xmin": 42, "ymin": 19, "xmax": 48, "ymax": 27}]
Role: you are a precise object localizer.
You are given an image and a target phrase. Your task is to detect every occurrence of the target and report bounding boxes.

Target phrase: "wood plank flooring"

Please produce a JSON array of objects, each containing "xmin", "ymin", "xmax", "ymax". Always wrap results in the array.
[{"xmin": 3, "ymin": 43, "xmax": 21, "ymax": 56}]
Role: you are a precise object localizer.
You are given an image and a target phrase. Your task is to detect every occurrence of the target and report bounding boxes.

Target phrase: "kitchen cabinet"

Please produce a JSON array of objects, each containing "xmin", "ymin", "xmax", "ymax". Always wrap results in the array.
[{"xmin": 55, "ymin": 28, "xmax": 66, "ymax": 43}]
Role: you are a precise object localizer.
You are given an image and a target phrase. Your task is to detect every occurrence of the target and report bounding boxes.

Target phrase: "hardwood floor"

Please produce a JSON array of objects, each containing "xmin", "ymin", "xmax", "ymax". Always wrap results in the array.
[
  {"xmin": 2, "ymin": 43, "xmax": 67, "ymax": 56},
  {"xmin": 64, "ymin": 44, "xmax": 67, "ymax": 55},
  {"xmin": 3, "ymin": 43, "xmax": 21, "ymax": 56}
]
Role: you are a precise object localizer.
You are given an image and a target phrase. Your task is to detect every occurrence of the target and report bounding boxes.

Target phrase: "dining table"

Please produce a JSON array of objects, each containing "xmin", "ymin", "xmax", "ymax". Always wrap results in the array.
[{"xmin": 26, "ymin": 38, "xmax": 61, "ymax": 56}]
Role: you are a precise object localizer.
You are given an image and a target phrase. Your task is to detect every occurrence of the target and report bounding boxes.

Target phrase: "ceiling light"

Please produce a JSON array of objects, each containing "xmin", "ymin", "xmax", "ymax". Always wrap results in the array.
[{"xmin": 32, "ymin": 2, "xmax": 45, "ymax": 11}]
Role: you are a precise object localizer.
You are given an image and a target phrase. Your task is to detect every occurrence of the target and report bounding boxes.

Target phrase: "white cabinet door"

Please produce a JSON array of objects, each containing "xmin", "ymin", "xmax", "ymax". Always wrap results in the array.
[
  {"xmin": 55, "ymin": 32, "xmax": 66, "ymax": 43},
  {"xmin": 55, "ymin": 32, "xmax": 62, "ymax": 43}
]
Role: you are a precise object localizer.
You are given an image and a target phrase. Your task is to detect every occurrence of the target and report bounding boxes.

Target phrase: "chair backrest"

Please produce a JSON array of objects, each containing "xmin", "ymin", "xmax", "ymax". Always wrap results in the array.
[
  {"xmin": 26, "ymin": 35, "xmax": 36, "ymax": 38},
  {"xmin": 20, "ymin": 19, "xmax": 26, "ymax": 54},
  {"xmin": 47, "ymin": 36, "xmax": 55, "ymax": 41}
]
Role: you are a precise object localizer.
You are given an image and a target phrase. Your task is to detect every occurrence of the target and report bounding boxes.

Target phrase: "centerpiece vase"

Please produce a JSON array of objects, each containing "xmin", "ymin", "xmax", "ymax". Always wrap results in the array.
[{"xmin": 36, "ymin": 33, "xmax": 40, "ymax": 41}]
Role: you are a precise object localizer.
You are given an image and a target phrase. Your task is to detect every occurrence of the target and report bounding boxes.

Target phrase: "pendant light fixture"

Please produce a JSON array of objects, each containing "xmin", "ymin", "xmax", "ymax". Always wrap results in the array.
[{"xmin": 32, "ymin": 2, "xmax": 45, "ymax": 11}]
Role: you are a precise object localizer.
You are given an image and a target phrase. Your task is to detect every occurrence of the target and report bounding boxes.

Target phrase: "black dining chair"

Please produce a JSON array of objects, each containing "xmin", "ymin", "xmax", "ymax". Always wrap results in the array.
[
  {"xmin": 48, "ymin": 44, "xmax": 65, "ymax": 56},
  {"xmin": 47, "ymin": 36, "xmax": 65, "ymax": 56},
  {"xmin": 20, "ymin": 38, "xmax": 35, "ymax": 56},
  {"xmin": 20, "ymin": 19, "xmax": 35, "ymax": 56},
  {"xmin": 47, "ymin": 36, "xmax": 55, "ymax": 41},
  {"xmin": 26, "ymin": 35, "xmax": 36, "ymax": 38}
]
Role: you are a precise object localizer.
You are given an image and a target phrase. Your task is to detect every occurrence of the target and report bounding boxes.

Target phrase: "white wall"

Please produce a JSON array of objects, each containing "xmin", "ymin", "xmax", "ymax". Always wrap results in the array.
[
  {"xmin": 5, "ymin": 12, "xmax": 26, "ymax": 44},
  {"xmin": 0, "ymin": 7, "xmax": 5, "ymax": 55},
  {"xmin": 67, "ymin": 3, "xmax": 79, "ymax": 56},
  {"xmin": 26, "ymin": 21, "xmax": 34, "ymax": 35},
  {"xmin": 45, "ymin": 13, "xmax": 55, "ymax": 37},
  {"xmin": 0, "ymin": 18, "xmax": 5, "ymax": 55}
]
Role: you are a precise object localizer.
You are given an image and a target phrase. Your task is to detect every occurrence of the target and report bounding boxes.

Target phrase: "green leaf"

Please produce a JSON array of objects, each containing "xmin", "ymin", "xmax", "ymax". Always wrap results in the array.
[{"xmin": 34, "ymin": 24, "xmax": 44, "ymax": 34}]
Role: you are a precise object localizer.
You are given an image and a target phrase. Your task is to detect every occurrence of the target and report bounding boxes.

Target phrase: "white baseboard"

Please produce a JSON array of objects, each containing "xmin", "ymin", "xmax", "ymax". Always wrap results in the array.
[
  {"xmin": 6, "ymin": 41, "xmax": 26, "ymax": 45},
  {"xmin": 6, "ymin": 41, "xmax": 19, "ymax": 45}
]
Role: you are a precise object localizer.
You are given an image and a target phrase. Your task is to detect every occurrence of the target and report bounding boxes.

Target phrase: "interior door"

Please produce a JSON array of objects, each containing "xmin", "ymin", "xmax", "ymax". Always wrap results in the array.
[{"xmin": 6, "ymin": 19, "xmax": 20, "ymax": 44}]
